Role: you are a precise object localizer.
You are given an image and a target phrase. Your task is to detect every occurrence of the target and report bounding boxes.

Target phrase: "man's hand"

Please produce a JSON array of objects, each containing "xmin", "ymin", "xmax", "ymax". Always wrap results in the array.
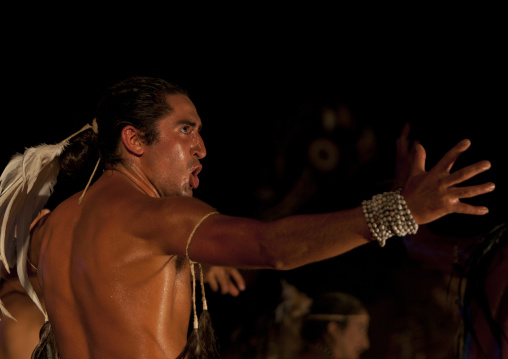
[
  {"xmin": 401, "ymin": 138, "xmax": 495, "ymax": 225},
  {"xmin": 203, "ymin": 266, "xmax": 246, "ymax": 297}
]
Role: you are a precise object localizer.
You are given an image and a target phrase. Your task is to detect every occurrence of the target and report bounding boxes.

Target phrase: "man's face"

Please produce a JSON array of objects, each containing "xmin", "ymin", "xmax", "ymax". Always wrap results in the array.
[
  {"xmin": 143, "ymin": 94, "xmax": 206, "ymax": 198},
  {"xmin": 330, "ymin": 313, "xmax": 370, "ymax": 359}
]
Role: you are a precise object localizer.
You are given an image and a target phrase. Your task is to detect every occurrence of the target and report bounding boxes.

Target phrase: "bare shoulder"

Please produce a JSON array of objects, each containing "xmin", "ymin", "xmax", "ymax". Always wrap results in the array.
[
  {"xmin": 83, "ymin": 172, "xmax": 217, "ymax": 225},
  {"xmin": 74, "ymin": 178, "xmax": 218, "ymax": 255},
  {"xmin": 123, "ymin": 195, "xmax": 219, "ymax": 256}
]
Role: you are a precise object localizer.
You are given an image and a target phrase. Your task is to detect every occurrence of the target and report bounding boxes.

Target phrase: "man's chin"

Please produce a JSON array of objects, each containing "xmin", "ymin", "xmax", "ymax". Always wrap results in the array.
[
  {"xmin": 183, "ymin": 187, "xmax": 194, "ymax": 197},
  {"xmin": 165, "ymin": 187, "xmax": 193, "ymax": 198}
]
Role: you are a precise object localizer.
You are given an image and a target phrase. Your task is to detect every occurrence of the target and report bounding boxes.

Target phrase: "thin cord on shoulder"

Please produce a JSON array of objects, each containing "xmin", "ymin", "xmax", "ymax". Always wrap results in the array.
[
  {"xmin": 185, "ymin": 211, "xmax": 219, "ymax": 329},
  {"xmin": 185, "ymin": 211, "xmax": 219, "ymax": 263}
]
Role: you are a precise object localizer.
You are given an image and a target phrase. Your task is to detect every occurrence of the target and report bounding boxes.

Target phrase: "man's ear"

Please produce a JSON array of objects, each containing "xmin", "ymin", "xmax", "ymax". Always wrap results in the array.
[
  {"xmin": 120, "ymin": 126, "xmax": 144, "ymax": 156},
  {"xmin": 327, "ymin": 321, "xmax": 343, "ymax": 336}
]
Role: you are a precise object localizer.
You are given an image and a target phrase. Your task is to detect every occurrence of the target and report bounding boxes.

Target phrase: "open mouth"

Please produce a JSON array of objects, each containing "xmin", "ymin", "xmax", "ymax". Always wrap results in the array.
[{"xmin": 189, "ymin": 166, "xmax": 202, "ymax": 189}]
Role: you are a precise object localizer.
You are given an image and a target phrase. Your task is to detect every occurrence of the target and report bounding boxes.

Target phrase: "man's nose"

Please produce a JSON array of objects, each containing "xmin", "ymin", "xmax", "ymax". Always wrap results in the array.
[
  {"xmin": 362, "ymin": 334, "xmax": 370, "ymax": 351},
  {"xmin": 193, "ymin": 134, "xmax": 206, "ymax": 159}
]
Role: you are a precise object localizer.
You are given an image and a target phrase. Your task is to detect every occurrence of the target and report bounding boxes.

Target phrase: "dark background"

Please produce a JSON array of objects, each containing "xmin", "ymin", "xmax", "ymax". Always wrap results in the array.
[{"xmin": 2, "ymin": 10, "xmax": 506, "ymax": 358}]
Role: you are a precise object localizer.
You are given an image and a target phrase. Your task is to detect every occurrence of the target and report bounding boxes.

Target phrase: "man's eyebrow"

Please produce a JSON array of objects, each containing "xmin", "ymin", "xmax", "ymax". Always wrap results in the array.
[{"xmin": 176, "ymin": 119, "xmax": 203, "ymax": 131}]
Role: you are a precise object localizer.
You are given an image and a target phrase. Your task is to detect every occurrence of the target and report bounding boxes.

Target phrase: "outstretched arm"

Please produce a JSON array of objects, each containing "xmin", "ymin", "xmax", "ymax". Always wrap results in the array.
[{"xmin": 146, "ymin": 138, "xmax": 494, "ymax": 270}]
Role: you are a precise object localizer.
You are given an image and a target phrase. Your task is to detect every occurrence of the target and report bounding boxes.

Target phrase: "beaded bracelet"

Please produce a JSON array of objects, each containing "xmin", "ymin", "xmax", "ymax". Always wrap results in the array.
[{"xmin": 361, "ymin": 188, "xmax": 418, "ymax": 247}]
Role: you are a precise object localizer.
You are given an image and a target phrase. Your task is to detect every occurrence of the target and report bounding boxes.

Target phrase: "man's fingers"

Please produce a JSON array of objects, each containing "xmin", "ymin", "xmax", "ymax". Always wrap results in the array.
[
  {"xmin": 443, "ymin": 182, "xmax": 494, "ymax": 217},
  {"xmin": 216, "ymin": 272, "xmax": 231, "ymax": 295},
  {"xmin": 228, "ymin": 268, "xmax": 246, "ymax": 292},
  {"xmin": 205, "ymin": 267, "xmax": 245, "ymax": 296},
  {"xmin": 397, "ymin": 123, "xmax": 411, "ymax": 148},
  {"xmin": 410, "ymin": 143, "xmax": 427, "ymax": 176},
  {"xmin": 446, "ymin": 160, "xmax": 492, "ymax": 186},
  {"xmin": 227, "ymin": 284, "xmax": 240, "ymax": 297},
  {"xmin": 396, "ymin": 123, "xmax": 411, "ymax": 159},
  {"xmin": 401, "ymin": 122, "xmax": 411, "ymax": 138},
  {"xmin": 411, "ymin": 140, "xmax": 421, "ymax": 155},
  {"xmin": 433, "ymin": 139, "xmax": 471, "ymax": 173},
  {"xmin": 207, "ymin": 276, "xmax": 219, "ymax": 293},
  {"xmin": 451, "ymin": 182, "xmax": 496, "ymax": 200},
  {"xmin": 450, "ymin": 201, "xmax": 490, "ymax": 216}
]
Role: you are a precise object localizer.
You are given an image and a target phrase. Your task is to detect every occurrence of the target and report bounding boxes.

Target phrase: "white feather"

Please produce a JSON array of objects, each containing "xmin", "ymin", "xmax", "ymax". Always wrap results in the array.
[
  {"xmin": 0, "ymin": 154, "xmax": 23, "ymax": 194},
  {"xmin": 0, "ymin": 122, "xmax": 95, "ymax": 321},
  {"xmin": 0, "ymin": 142, "xmax": 65, "ymax": 271},
  {"xmin": 0, "ymin": 142, "xmax": 65, "ymax": 320},
  {"xmin": 0, "ymin": 296, "xmax": 16, "ymax": 320},
  {"xmin": 0, "ymin": 179, "xmax": 24, "ymax": 270}
]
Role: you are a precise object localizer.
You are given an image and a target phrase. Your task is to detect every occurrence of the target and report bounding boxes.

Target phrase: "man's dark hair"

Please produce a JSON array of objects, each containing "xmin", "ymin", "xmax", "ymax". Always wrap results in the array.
[
  {"xmin": 45, "ymin": 77, "xmax": 187, "ymax": 208},
  {"xmin": 301, "ymin": 292, "xmax": 367, "ymax": 343},
  {"xmin": 95, "ymin": 76, "xmax": 188, "ymax": 166}
]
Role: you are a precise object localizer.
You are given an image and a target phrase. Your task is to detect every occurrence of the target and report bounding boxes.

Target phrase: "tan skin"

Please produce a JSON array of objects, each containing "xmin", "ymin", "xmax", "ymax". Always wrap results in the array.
[
  {"xmin": 328, "ymin": 313, "xmax": 370, "ymax": 359},
  {"xmin": 27, "ymin": 94, "xmax": 494, "ymax": 358},
  {"xmin": 0, "ymin": 210, "xmax": 49, "ymax": 359},
  {"xmin": 0, "ymin": 270, "xmax": 45, "ymax": 359},
  {"xmin": 0, "ymin": 226, "xmax": 241, "ymax": 359}
]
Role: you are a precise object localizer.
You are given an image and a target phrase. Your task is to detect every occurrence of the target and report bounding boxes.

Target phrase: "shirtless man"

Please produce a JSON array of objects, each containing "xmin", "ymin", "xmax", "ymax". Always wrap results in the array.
[
  {"xmin": 0, "ymin": 253, "xmax": 243, "ymax": 359},
  {"xmin": 21, "ymin": 77, "xmax": 494, "ymax": 358}
]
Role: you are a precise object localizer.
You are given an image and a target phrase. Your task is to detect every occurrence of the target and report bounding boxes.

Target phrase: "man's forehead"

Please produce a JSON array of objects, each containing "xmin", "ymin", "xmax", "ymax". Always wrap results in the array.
[
  {"xmin": 166, "ymin": 93, "xmax": 196, "ymax": 111},
  {"xmin": 164, "ymin": 94, "xmax": 202, "ymax": 126}
]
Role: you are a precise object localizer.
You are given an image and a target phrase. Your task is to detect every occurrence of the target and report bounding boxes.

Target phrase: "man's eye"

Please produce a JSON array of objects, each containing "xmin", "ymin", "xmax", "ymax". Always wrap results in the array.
[{"xmin": 181, "ymin": 126, "xmax": 190, "ymax": 133}]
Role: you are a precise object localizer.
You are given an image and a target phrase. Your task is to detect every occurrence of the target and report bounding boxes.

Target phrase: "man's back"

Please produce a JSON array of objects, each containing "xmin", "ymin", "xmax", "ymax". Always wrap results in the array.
[{"xmin": 35, "ymin": 172, "xmax": 192, "ymax": 358}]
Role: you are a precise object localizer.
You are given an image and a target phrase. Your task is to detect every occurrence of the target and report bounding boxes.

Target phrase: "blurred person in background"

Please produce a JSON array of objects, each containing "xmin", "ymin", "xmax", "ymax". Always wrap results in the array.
[{"xmin": 298, "ymin": 292, "xmax": 370, "ymax": 359}]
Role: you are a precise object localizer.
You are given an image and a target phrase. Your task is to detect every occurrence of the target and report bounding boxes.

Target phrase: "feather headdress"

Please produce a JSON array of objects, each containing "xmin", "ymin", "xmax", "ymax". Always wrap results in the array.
[{"xmin": 0, "ymin": 120, "xmax": 98, "ymax": 320}]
